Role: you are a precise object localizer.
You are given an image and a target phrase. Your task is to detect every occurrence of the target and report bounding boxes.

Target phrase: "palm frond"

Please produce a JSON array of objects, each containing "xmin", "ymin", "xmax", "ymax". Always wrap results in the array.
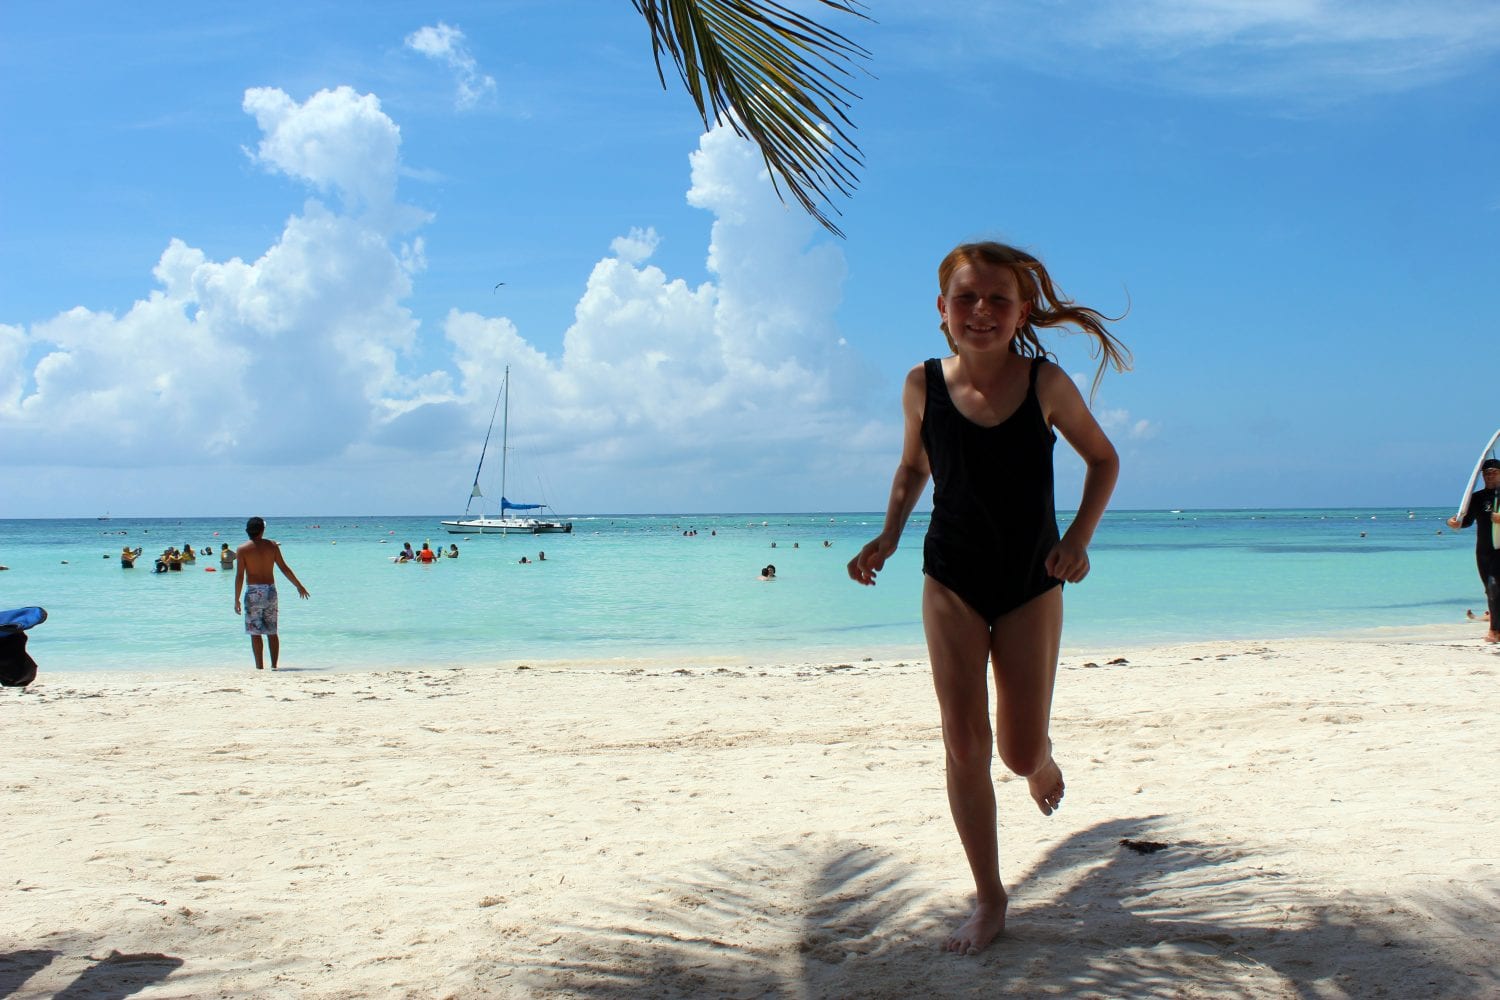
[{"xmin": 633, "ymin": 0, "xmax": 871, "ymax": 238}]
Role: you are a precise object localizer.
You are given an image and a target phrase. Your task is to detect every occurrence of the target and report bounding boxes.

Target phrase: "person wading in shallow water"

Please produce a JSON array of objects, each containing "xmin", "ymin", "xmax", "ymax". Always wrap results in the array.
[
  {"xmin": 233, "ymin": 516, "xmax": 310, "ymax": 670},
  {"xmin": 849, "ymin": 240, "xmax": 1129, "ymax": 955}
]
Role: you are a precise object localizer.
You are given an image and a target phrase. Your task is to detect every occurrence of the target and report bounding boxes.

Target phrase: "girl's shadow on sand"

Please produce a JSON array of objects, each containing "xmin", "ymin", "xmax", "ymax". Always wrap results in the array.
[{"xmin": 501, "ymin": 817, "xmax": 1497, "ymax": 998}]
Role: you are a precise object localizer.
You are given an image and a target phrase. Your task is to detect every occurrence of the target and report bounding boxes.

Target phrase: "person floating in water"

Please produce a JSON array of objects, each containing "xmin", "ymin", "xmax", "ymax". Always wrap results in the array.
[
  {"xmin": 233, "ymin": 516, "xmax": 310, "ymax": 671},
  {"xmin": 848, "ymin": 240, "xmax": 1128, "ymax": 955},
  {"xmin": 1447, "ymin": 458, "xmax": 1500, "ymax": 642}
]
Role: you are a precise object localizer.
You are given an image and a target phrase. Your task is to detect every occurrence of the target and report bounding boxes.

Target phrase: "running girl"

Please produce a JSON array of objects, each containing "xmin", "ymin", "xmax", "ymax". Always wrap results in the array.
[{"xmin": 848, "ymin": 241, "xmax": 1129, "ymax": 955}]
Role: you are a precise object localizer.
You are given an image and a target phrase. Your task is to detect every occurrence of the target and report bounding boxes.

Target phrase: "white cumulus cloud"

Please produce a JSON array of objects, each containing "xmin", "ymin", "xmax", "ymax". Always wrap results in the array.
[
  {"xmin": 405, "ymin": 22, "xmax": 497, "ymax": 110},
  {"xmin": 395, "ymin": 123, "xmax": 873, "ymax": 508},
  {"xmin": 2, "ymin": 88, "xmax": 430, "ymax": 470},
  {"xmin": 245, "ymin": 86, "xmax": 399, "ymax": 215},
  {"xmin": 0, "ymin": 87, "xmax": 892, "ymax": 514},
  {"xmin": 609, "ymin": 227, "xmax": 661, "ymax": 265}
]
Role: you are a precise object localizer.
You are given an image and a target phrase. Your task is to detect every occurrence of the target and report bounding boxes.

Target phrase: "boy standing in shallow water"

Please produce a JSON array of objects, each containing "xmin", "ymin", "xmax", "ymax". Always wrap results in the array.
[
  {"xmin": 849, "ymin": 241, "xmax": 1129, "ymax": 955},
  {"xmin": 233, "ymin": 516, "xmax": 310, "ymax": 670}
]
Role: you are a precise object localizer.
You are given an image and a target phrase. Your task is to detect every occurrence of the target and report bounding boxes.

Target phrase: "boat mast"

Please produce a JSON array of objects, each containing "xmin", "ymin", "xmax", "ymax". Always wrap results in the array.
[
  {"xmin": 466, "ymin": 370, "xmax": 506, "ymax": 518},
  {"xmin": 500, "ymin": 365, "xmax": 510, "ymax": 526}
]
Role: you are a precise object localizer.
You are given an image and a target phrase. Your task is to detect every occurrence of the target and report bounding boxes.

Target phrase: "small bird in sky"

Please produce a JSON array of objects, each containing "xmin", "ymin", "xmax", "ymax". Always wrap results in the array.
[{"xmin": 493, "ymin": 282, "xmax": 506, "ymax": 292}]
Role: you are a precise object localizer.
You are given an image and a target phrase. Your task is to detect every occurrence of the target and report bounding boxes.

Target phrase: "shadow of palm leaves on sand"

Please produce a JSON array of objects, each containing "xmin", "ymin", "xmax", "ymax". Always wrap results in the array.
[
  {"xmin": 514, "ymin": 841, "xmax": 934, "ymax": 997},
  {"xmin": 0, "ymin": 949, "xmax": 187, "ymax": 1000},
  {"xmin": 1004, "ymin": 817, "xmax": 1497, "ymax": 998},
  {"xmin": 505, "ymin": 819, "xmax": 1498, "ymax": 998},
  {"xmin": 50, "ymin": 952, "xmax": 185, "ymax": 1000}
]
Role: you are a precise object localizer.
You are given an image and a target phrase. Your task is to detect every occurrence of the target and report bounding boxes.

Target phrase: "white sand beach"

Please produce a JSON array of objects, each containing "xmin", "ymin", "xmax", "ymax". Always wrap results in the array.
[{"xmin": 4, "ymin": 628, "xmax": 1498, "ymax": 998}]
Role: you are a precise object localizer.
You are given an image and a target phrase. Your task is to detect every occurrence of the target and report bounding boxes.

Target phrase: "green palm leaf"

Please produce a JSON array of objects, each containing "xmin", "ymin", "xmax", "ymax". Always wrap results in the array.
[{"xmin": 633, "ymin": 0, "xmax": 870, "ymax": 238}]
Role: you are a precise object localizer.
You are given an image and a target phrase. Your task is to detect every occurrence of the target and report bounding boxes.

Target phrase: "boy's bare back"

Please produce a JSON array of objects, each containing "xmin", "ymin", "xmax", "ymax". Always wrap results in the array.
[
  {"xmin": 236, "ymin": 538, "xmax": 283, "ymax": 586},
  {"xmin": 233, "ymin": 520, "xmax": 308, "ymax": 603}
]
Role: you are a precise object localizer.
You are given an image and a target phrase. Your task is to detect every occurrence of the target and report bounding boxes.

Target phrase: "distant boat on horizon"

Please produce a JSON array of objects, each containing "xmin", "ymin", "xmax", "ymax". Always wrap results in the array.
[{"xmin": 440, "ymin": 366, "xmax": 572, "ymax": 536}]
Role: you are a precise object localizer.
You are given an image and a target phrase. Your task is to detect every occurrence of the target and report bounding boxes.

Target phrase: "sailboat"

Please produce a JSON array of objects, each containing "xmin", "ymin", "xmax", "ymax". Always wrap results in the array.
[{"xmin": 440, "ymin": 366, "xmax": 573, "ymax": 535}]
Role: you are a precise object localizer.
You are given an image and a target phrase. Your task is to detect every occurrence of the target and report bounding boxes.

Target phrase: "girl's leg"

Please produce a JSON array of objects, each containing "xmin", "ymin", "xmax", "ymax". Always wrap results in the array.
[
  {"xmin": 923, "ymin": 576, "xmax": 1007, "ymax": 953},
  {"xmin": 990, "ymin": 585, "xmax": 1065, "ymax": 813}
]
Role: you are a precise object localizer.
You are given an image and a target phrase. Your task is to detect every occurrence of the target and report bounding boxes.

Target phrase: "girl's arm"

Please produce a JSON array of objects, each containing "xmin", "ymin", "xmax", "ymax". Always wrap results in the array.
[
  {"xmin": 848, "ymin": 364, "xmax": 932, "ymax": 586},
  {"xmin": 1038, "ymin": 362, "xmax": 1119, "ymax": 583}
]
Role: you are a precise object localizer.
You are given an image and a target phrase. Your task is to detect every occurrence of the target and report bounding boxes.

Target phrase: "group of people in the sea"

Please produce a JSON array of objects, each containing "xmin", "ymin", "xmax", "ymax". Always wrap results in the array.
[
  {"xmin": 388, "ymin": 541, "xmax": 551, "ymax": 565},
  {"xmin": 394, "ymin": 541, "xmax": 458, "ymax": 564},
  {"xmin": 121, "ymin": 542, "xmax": 237, "ymax": 574}
]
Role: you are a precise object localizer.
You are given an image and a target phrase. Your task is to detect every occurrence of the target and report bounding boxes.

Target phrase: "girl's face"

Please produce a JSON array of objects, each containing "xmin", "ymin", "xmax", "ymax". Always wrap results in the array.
[{"xmin": 938, "ymin": 261, "xmax": 1030, "ymax": 354}]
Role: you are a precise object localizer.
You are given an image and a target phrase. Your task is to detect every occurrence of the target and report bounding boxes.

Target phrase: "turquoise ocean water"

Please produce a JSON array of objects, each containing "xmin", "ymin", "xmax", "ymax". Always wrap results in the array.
[{"xmin": 0, "ymin": 508, "xmax": 1480, "ymax": 674}]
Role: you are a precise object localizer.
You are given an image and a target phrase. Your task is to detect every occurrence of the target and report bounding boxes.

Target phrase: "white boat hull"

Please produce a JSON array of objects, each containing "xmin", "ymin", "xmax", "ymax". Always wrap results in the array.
[{"xmin": 440, "ymin": 517, "xmax": 572, "ymax": 535}]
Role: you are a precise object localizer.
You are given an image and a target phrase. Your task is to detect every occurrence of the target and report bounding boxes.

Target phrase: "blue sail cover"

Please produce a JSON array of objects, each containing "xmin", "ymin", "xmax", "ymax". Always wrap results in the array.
[{"xmin": 500, "ymin": 497, "xmax": 545, "ymax": 512}]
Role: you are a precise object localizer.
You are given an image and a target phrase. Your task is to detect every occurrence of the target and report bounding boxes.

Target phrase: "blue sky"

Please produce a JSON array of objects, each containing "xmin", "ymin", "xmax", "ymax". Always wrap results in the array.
[{"xmin": 3, "ymin": 1, "xmax": 1498, "ymax": 517}]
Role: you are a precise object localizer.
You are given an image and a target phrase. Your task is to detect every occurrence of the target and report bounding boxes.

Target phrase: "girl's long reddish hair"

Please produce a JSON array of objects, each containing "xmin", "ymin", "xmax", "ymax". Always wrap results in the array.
[{"xmin": 938, "ymin": 241, "xmax": 1131, "ymax": 400}]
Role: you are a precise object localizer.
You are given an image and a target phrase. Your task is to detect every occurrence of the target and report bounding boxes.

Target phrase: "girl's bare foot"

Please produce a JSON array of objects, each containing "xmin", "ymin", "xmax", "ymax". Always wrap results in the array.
[
  {"xmin": 1486, "ymin": 630, "xmax": 1500, "ymax": 644},
  {"xmin": 1028, "ymin": 756, "xmax": 1065, "ymax": 815},
  {"xmin": 945, "ymin": 897, "xmax": 1007, "ymax": 955}
]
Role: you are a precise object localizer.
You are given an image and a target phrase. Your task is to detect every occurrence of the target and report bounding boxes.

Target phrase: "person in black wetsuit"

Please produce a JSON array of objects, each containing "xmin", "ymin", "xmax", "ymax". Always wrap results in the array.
[
  {"xmin": 1447, "ymin": 458, "xmax": 1500, "ymax": 642},
  {"xmin": 848, "ymin": 241, "xmax": 1129, "ymax": 956}
]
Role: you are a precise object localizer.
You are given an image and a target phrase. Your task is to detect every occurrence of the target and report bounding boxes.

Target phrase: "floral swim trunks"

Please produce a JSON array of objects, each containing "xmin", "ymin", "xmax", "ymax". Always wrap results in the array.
[{"xmin": 243, "ymin": 583, "xmax": 279, "ymax": 636}]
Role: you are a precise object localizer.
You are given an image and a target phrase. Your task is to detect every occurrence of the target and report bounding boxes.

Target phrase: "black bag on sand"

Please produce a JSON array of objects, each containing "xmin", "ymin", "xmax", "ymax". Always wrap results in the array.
[
  {"xmin": 0, "ymin": 606, "xmax": 47, "ymax": 688},
  {"xmin": 0, "ymin": 631, "xmax": 37, "ymax": 687}
]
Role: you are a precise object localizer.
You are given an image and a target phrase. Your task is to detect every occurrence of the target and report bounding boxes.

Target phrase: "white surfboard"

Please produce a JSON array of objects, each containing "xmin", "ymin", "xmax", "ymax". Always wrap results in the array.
[{"xmin": 1455, "ymin": 427, "xmax": 1500, "ymax": 548}]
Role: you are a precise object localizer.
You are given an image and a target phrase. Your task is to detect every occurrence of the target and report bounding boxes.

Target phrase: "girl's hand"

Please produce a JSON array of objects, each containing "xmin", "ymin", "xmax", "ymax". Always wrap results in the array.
[
  {"xmin": 848, "ymin": 537, "xmax": 897, "ymax": 586},
  {"xmin": 1045, "ymin": 537, "xmax": 1091, "ymax": 584},
  {"xmin": 1448, "ymin": 516, "xmax": 1462, "ymax": 529}
]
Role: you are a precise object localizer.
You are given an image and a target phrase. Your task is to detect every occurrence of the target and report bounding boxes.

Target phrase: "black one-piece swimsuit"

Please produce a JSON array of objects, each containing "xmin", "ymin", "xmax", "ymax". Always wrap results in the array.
[{"xmin": 921, "ymin": 356, "xmax": 1062, "ymax": 623}]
